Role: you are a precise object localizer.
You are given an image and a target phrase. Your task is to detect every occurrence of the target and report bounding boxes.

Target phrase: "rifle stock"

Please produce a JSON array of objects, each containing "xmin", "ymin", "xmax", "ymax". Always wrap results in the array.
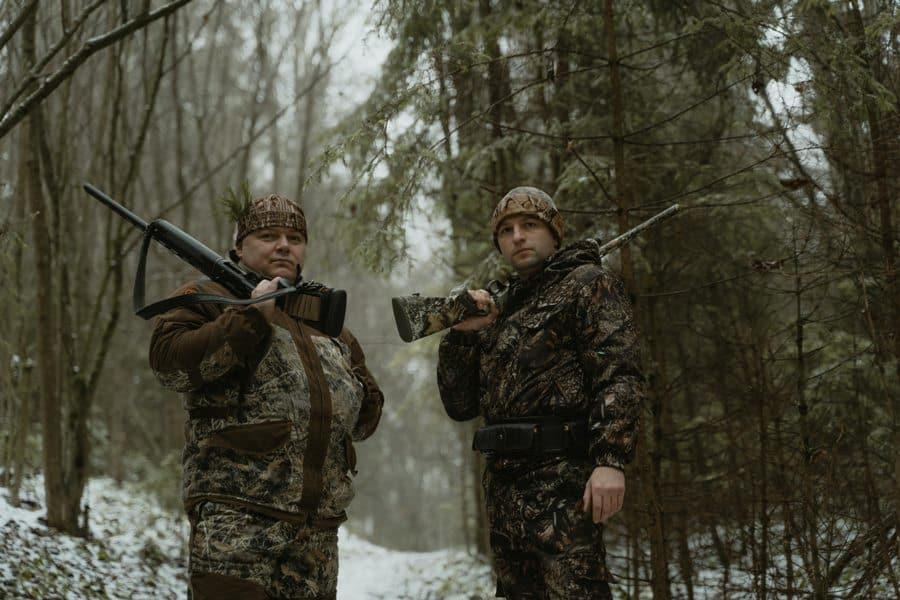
[
  {"xmin": 84, "ymin": 183, "xmax": 347, "ymax": 337},
  {"xmin": 391, "ymin": 291, "xmax": 480, "ymax": 343},
  {"xmin": 392, "ymin": 203, "xmax": 680, "ymax": 342}
]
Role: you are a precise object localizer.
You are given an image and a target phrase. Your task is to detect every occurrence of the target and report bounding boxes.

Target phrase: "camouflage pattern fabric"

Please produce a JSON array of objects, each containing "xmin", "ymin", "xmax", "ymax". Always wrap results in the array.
[
  {"xmin": 437, "ymin": 240, "xmax": 643, "ymax": 596},
  {"xmin": 190, "ymin": 501, "xmax": 338, "ymax": 599},
  {"xmin": 490, "ymin": 187, "xmax": 564, "ymax": 248},
  {"xmin": 148, "ymin": 279, "xmax": 383, "ymax": 593},
  {"xmin": 391, "ymin": 291, "xmax": 479, "ymax": 342},
  {"xmin": 438, "ymin": 240, "xmax": 642, "ymax": 469},
  {"xmin": 234, "ymin": 193, "xmax": 308, "ymax": 243},
  {"xmin": 487, "ymin": 461, "xmax": 612, "ymax": 599}
]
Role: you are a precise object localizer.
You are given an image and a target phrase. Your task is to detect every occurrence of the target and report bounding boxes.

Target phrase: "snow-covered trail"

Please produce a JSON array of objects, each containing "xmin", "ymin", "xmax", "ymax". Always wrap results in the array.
[
  {"xmin": 338, "ymin": 528, "xmax": 493, "ymax": 599},
  {"xmin": 1, "ymin": 476, "xmax": 493, "ymax": 599}
]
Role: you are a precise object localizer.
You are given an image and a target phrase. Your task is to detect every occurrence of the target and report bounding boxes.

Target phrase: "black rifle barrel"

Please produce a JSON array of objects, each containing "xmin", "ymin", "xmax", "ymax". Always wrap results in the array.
[{"xmin": 83, "ymin": 182, "xmax": 148, "ymax": 231}]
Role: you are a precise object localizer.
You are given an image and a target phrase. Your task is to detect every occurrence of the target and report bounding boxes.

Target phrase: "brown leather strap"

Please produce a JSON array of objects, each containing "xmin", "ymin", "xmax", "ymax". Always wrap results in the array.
[
  {"xmin": 275, "ymin": 315, "xmax": 334, "ymax": 516},
  {"xmin": 190, "ymin": 573, "xmax": 268, "ymax": 600}
]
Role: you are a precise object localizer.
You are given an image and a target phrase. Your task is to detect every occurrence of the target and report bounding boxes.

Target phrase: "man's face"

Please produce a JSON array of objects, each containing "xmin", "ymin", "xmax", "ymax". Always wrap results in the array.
[
  {"xmin": 236, "ymin": 226, "xmax": 307, "ymax": 281},
  {"xmin": 496, "ymin": 214, "xmax": 558, "ymax": 278}
]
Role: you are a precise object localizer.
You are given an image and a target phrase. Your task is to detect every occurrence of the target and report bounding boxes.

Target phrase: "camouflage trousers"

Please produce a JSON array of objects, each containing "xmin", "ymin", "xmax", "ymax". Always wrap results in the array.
[
  {"xmin": 189, "ymin": 501, "xmax": 338, "ymax": 600},
  {"xmin": 485, "ymin": 459, "xmax": 613, "ymax": 600}
]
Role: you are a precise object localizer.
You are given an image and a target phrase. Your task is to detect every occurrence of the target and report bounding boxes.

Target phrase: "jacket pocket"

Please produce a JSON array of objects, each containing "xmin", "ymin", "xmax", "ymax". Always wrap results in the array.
[
  {"xmin": 516, "ymin": 303, "xmax": 568, "ymax": 370},
  {"xmin": 205, "ymin": 420, "xmax": 292, "ymax": 455}
]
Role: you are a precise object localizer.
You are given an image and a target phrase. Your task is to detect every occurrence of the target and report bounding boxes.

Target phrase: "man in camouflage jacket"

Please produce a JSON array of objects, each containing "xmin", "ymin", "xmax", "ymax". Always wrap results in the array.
[
  {"xmin": 437, "ymin": 187, "xmax": 643, "ymax": 599},
  {"xmin": 149, "ymin": 192, "xmax": 383, "ymax": 599}
]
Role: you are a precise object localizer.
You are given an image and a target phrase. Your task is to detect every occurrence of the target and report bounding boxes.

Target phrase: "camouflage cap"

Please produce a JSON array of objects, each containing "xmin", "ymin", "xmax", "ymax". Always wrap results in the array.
[
  {"xmin": 490, "ymin": 186, "xmax": 563, "ymax": 250},
  {"xmin": 234, "ymin": 194, "xmax": 307, "ymax": 245}
]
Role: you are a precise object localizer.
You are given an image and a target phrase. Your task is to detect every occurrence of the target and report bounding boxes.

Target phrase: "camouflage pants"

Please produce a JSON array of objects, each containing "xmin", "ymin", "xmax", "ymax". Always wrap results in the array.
[
  {"xmin": 485, "ymin": 459, "xmax": 613, "ymax": 600},
  {"xmin": 189, "ymin": 501, "xmax": 338, "ymax": 600}
]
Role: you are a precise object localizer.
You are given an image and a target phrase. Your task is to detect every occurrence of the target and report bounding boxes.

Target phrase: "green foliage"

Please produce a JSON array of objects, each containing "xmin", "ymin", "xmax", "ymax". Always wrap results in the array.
[{"xmin": 217, "ymin": 180, "xmax": 254, "ymax": 224}]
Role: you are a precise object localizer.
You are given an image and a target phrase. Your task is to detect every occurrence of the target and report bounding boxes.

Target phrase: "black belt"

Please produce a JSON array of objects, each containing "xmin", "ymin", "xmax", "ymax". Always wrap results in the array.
[{"xmin": 472, "ymin": 417, "xmax": 588, "ymax": 458}]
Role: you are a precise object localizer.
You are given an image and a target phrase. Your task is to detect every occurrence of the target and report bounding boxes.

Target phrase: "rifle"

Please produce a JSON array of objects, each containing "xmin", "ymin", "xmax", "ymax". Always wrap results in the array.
[
  {"xmin": 84, "ymin": 183, "xmax": 346, "ymax": 337},
  {"xmin": 391, "ymin": 203, "xmax": 680, "ymax": 342}
]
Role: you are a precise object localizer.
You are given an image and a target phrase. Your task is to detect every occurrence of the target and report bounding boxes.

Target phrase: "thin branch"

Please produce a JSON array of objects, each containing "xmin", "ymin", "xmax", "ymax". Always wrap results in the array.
[
  {"xmin": 0, "ymin": 0, "xmax": 108, "ymax": 121},
  {"xmin": 0, "ymin": 0, "xmax": 194, "ymax": 140},
  {"xmin": 0, "ymin": 0, "xmax": 38, "ymax": 53},
  {"xmin": 567, "ymin": 140, "xmax": 616, "ymax": 207}
]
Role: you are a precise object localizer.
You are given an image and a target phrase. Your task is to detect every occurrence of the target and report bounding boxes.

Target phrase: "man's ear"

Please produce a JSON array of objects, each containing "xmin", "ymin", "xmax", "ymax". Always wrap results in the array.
[{"xmin": 234, "ymin": 242, "xmax": 243, "ymax": 260}]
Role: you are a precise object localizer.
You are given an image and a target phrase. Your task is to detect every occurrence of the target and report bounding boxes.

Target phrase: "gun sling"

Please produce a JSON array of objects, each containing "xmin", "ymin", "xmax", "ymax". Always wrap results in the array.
[
  {"xmin": 472, "ymin": 417, "xmax": 588, "ymax": 458},
  {"xmin": 133, "ymin": 227, "xmax": 322, "ymax": 322},
  {"xmin": 82, "ymin": 183, "xmax": 345, "ymax": 334}
]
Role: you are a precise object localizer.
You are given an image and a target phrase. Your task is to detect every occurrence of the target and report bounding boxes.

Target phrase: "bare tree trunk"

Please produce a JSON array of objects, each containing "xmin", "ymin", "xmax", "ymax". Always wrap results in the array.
[
  {"xmin": 627, "ymin": 514, "xmax": 642, "ymax": 599},
  {"xmin": 469, "ymin": 421, "xmax": 491, "ymax": 558},
  {"xmin": 658, "ymin": 309, "xmax": 693, "ymax": 598},
  {"xmin": 479, "ymin": 0, "xmax": 513, "ymax": 189},
  {"xmin": 3, "ymin": 106, "xmax": 34, "ymax": 504},
  {"xmin": 604, "ymin": 0, "xmax": 668, "ymax": 596},
  {"xmin": 293, "ymin": 3, "xmax": 317, "ymax": 201},
  {"xmin": 35, "ymin": 60, "xmax": 91, "ymax": 539},
  {"xmin": 640, "ymin": 295, "xmax": 670, "ymax": 599},
  {"xmin": 753, "ymin": 347, "xmax": 769, "ymax": 600},
  {"xmin": 18, "ymin": 5, "xmax": 68, "ymax": 533},
  {"xmin": 603, "ymin": 0, "xmax": 633, "ymax": 285},
  {"xmin": 237, "ymin": 7, "xmax": 269, "ymax": 182},
  {"xmin": 8, "ymin": 364, "xmax": 34, "ymax": 505},
  {"xmin": 551, "ymin": 26, "xmax": 571, "ymax": 183}
]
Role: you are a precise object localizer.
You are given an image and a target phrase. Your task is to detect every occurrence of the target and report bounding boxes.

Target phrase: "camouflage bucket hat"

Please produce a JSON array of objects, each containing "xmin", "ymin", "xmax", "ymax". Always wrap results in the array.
[
  {"xmin": 234, "ymin": 194, "xmax": 308, "ymax": 245},
  {"xmin": 490, "ymin": 186, "xmax": 563, "ymax": 250}
]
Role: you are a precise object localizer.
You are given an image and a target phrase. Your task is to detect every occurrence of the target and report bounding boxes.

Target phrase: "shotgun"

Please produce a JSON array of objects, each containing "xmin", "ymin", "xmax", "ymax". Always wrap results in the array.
[
  {"xmin": 84, "ymin": 182, "xmax": 346, "ymax": 337},
  {"xmin": 391, "ymin": 203, "xmax": 680, "ymax": 342}
]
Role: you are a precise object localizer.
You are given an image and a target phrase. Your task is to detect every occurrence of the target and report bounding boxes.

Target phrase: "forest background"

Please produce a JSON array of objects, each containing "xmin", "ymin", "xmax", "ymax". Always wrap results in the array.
[{"xmin": 1, "ymin": 1, "xmax": 898, "ymax": 598}]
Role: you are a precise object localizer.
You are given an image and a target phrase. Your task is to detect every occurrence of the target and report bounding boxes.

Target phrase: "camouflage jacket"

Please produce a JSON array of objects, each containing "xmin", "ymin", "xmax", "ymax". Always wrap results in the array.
[
  {"xmin": 437, "ymin": 240, "xmax": 643, "ymax": 470},
  {"xmin": 149, "ymin": 279, "xmax": 383, "ymax": 525}
]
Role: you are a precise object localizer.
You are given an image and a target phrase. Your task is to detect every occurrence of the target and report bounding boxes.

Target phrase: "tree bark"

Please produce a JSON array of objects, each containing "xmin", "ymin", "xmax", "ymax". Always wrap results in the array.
[{"xmin": 22, "ymin": 6, "xmax": 69, "ymax": 530}]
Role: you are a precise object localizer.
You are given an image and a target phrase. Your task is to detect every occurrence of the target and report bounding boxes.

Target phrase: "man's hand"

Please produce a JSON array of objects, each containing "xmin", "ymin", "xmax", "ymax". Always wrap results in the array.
[
  {"xmin": 251, "ymin": 277, "xmax": 281, "ymax": 321},
  {"xmin": 451, "ymin": 289, "xmax": 498, "ymax": 332},
  {"xmin": 581, "ymin": 466, "xmax": 625, "ymax": 523}
]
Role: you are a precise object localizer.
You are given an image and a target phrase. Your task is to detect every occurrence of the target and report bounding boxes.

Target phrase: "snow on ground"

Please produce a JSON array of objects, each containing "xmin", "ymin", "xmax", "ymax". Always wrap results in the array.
[
  {"xmin": 337, "ymin": 530, "xmax": 494, "ymax": 599},
  {"xmin": 1, "ymin": 476, "xmax": 494, "ymax": 599}
]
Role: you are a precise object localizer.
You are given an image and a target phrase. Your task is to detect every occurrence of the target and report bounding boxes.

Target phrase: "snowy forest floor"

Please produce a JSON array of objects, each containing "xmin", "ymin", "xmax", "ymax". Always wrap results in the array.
[
  {"xmin": 8, "ymin": 475, "xmax": 890, "ymax": 598},
  {"xmin": 0, "ymin": 476, "xmax": 495, "ymax": 599}
]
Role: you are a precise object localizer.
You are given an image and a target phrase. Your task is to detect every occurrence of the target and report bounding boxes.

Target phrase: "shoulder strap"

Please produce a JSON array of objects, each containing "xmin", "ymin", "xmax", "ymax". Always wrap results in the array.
[{"xmin": 132, "ymin": 229, "xmax": 302, "ymax": 320}]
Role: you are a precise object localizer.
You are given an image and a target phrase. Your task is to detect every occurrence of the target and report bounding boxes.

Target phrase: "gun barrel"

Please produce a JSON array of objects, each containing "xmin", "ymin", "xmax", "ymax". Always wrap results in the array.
[
  {"xmin": 596, "ymin": 203, "xmax": 680, "ymax": 256},
  {"xmin": 147, "ymin": 219, "xmax": 255, "ymax": 298},
  {"xmin": 83, "ymin": 183, "xmax": 148, "ymax": 231}
]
